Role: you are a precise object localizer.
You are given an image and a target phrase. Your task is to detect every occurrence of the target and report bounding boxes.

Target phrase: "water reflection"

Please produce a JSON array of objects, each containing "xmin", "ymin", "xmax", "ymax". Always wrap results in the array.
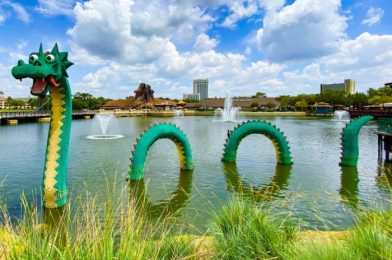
[
  {"xmin": 224, "ymin": 163, "xmax": 291, "ymax": 201},
  {"xmin": 339, "ymin": 166, "xmax": 360, "ymax": 207},
  {"xmin": 129, "ymin": 170, "xmax": 193, "ymax": 218}
]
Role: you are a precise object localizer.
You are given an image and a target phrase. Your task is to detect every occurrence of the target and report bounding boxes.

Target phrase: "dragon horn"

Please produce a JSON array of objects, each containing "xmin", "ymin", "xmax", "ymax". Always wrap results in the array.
[
  {"xmin": 52, "ymin": 43, "xmax": 59, "ymax": 54},
  {"xmin": 39, "ymin": 43, "xmax": 43, "ymax": 55}
]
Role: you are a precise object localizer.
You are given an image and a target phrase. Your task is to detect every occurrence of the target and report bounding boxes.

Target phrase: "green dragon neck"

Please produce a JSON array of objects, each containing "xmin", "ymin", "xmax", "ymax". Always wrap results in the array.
[{"xmin": 43, "ymin": 77, "xmax": 72, "ymax": 208}]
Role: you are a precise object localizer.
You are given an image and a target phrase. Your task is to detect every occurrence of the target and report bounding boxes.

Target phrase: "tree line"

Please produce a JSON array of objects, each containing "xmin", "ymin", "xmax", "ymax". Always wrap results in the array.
[
  {"xmin": 276, "ymin": 86, "xmax": 392, "ymax": 110},
  {"xmin": 4, "ymin": 92, "xmax": 111, "ymax": 111}
]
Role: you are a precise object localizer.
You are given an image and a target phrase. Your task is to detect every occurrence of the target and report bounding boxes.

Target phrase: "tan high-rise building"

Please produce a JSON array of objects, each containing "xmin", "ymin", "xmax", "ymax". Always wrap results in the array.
[
  {"xmin": 344, "ymin": 79, "xmax": 356, "ymax": 95},
  {"xmin": 320, "ymin": 79, "xmax": 356, "ymax": 95}
]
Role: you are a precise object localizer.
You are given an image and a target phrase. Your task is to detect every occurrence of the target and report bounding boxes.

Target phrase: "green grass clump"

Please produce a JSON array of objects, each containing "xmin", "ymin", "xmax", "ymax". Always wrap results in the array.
[
  {"xmin": 210, "ymin": 200, "xmax": 296, "ymax": 259},
  {"xmin": 1, "ymin": 195, "xmax": 391, "ymax": 259},
  {"xmin": 0, "ymin": 194, "xmax": 196, "ymax": 259},
  {"xmin": 288, "ymin": 210, "xmax": 392, "ymax": 260},
  {"xmin": 344, "ymin": 210, "xmax": 392, "ymax": 259}
]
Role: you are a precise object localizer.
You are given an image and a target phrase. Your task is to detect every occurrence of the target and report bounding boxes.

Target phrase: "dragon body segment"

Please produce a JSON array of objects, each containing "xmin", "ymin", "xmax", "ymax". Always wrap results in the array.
[
  {"xmin": 129, "ymin": 123, "xmax": 194, "ymax": 180},
  {"xmin": 340, "ymin": 116, "xmax": 373, "ymax": 167},
  {"xmin": 222, "ymin": 120, "xmax": 293, "ymax": 165},
  {"xmin": 12, "ymin": 44, "xmax": 73, "ymax": 208}
]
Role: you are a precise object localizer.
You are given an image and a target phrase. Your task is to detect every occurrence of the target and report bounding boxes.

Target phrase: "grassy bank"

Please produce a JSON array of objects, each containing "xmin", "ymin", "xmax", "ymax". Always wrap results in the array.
[{"xmin": 1, "ymin": 196, "xmax": 391, "ymax": 259}]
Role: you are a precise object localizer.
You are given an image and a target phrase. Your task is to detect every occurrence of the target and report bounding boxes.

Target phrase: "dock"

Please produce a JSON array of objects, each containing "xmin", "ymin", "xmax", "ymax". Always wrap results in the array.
[
  {"xmin": 377, "ymin": 132, "xmax": 392, "ymax": 161},
  {"xmin": 349, "ymin": 108, "xmax": 392, "ymax": 119},
  {"xmin": 0, "ymin": 110, "xmax": 98, "ymax": 125}
]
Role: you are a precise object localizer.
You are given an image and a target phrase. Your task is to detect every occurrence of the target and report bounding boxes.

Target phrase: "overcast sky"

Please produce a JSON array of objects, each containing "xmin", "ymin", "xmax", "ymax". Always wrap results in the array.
[{"xmin": 0, "ymin": 0, "xmax": 391, "ymax": 98}]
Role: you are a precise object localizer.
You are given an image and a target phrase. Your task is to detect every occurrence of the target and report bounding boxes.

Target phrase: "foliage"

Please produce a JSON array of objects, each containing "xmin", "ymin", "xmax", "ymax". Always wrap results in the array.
[
  {"xmin": 266, "ymin": 102, "xmax": 276, "ymax": 110},
  {"xmin": 183, "ymin": 98, "xmax": 200, "ymax": 103},
  {"xmin": 72, "ymin": 92, "xmax": 109, "ymax": 110},
  {"xmin": 318, "ymin": 89, "xmax": 348, "ymax": 106},
  {"xmin": 211, "ymin": 200, "xmax": 296, "ymax": 259},
  {"xmin": 250, "ymin": 101, "xmax": 259, "ymax": 108},
  {"xmin": 0, "ymin": 194, "xmax": 391, "ymax": 259},
  {"xmin": 28, "ymin": 96, "xmax": 51, "ymax": 110},
  {"xmin": 6, "ymin": 97, "xmax": 26, "ymax": 107},
  {"xmin": 253, "ymin": 92, "xmax": 266, "ymax": 98}
]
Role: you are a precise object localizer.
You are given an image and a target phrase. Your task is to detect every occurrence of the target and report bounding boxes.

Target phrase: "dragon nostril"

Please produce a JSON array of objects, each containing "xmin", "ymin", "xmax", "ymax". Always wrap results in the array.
[{"xmin": 34, "ymin": 61, "xmax": 41, "ymax": 66}]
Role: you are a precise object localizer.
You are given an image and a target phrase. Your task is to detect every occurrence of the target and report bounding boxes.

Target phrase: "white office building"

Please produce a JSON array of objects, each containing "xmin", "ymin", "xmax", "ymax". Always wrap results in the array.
[{"xmin": 193, "ymin": 79, "xmax": 208, "ymax": 100}]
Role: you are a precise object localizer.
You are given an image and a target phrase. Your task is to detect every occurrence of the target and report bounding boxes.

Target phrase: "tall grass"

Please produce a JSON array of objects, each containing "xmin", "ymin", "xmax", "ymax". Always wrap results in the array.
[
  {"xmin": 0, "ymin": 191, "xmax": 391, "ymax": 259},
  {"xmin": 210, "ymin": 199, "xmax": 297, "ymax": 259},
  {"xmin": 0, "ymin": 190, "xmax": 197, "ymax": 259}
]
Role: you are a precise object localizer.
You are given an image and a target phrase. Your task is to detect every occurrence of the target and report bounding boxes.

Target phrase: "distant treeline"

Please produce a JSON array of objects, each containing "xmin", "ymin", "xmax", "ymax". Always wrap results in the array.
[
  {"xmin": 276, "ymin": 86, "xmax": 392, "ymax": 110},
  {"xmin": 6, "ymin": 92, "xmax": 111, "ymax": 111}
]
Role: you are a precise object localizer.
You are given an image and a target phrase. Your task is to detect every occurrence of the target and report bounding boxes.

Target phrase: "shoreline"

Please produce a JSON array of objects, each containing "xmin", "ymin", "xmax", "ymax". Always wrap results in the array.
[{"xmin": 108, "ymin": 109, "xmax": 308, "ymax": 117}]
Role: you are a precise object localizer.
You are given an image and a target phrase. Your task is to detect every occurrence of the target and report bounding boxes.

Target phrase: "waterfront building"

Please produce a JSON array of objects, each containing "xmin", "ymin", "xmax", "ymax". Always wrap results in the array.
[
  {"xmin": 193, "ymin": 79, "xmax": 209, "ymax": 100},
  {"xmin": 183, "ymin": 93, "xmax": 200, "ymax": 101},
  {"xmin": 0, "ymin": 91, "xmax": 7, "ymax": 109},
  {"xmin": 185, "ymin": 97, "xmax": 279, "ymax": 110},
  {"xmin": 320, "ymin": 79, "xmax": 356, "ymax": 95}
]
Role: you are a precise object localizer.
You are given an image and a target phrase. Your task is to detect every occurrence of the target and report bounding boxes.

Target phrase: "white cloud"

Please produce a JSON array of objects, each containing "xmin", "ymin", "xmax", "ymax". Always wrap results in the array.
[
  {"xmin": 131, "ymin": 1, "xmax": 214, "ymax": 43},
  {"xmin": 193, "ymin": 33, "xmax": 219, "ymax": 51},
  {"xmin": 35, "ymin": 0, "xmax": 76, "ymax": 16},
  {"xmin": 221, "ymin": 0, "xmax": 258, "ymax": 28},
  {"xmin": 278, "ymin": 33, "xmax": 392, "ymax": 94},
  {"xmin": 362, "ymin": 7, "xmax": 384, "ymax": 26},
  {"xmin": 257, "ymin": 0, "xmax": 347, "ymax": 61},
  {"xmin": 0, "ymin": 0, "xmax": 30, "ymax": 24},
  {"xmin": 323, "ymin": 32, "xmax": 392, "ymax": 73},
  {"xmin": 259, "ymin": 0, "xmax": 285, "ymax": 12}
]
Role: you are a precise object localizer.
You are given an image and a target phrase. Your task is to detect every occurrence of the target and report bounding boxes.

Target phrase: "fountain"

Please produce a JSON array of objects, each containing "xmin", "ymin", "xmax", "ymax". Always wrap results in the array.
[
  {"xmin": 214, "ymin": 92, "xmax": 241, "ymax": 122},
  {"xmin": 86, "ymin": 114, "xmax": 124, "ymax": 140},
  {"xmin": 175, "ymin": 109, "xmax": 184, "ymax": 117},
  {"xmin": 334, "ymin": 110, "xmax": 350, "ymax": 121}
]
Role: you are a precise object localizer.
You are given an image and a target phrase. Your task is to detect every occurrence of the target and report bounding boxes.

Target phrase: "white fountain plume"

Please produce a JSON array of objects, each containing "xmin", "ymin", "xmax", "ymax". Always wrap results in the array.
[
  {"xmin": 175, "ymin": 109, "xmax": 184, "ymax": 117},
  {"xmin": 214, "ymin": 92, "xmax": 240, "ymax": 122},
  {"xmin": 96, "ymin": 114, "xmax": 114, "ymax": 136},
  {"xmin": 334, "ymin": 110, "xmax": 350, "ymax": 121},
  {"xmin": 86, "ymin": 114, "xmax": 124, "ymax": 140}
]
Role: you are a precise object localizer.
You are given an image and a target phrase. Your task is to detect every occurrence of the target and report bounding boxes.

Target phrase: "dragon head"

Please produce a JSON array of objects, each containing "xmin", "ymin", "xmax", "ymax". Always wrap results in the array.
[{"xmin": 11, "ymin": 43, "xmax": 73, "ymax": 97}]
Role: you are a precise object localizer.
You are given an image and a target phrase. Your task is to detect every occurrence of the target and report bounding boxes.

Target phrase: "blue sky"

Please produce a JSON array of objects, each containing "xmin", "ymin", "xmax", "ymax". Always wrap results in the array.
[{"xmin": 0, "ymin": 0, "xmax": 391, "ymax": 98}]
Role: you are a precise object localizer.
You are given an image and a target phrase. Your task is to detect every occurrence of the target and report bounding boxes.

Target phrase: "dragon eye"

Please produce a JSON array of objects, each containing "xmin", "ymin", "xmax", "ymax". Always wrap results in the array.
[
  {"xmin": 46, "ymin": 54, "xmax": 55, "ymax": 63},
  {"xmin": 29, "ymin": 54, "xmax": 38, "ymax": 63}
]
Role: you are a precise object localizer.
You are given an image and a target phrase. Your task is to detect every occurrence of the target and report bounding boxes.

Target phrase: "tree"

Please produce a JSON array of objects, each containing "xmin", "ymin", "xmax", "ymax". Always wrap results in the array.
[
  {"xmin": 72, "ymin": 92, "xmax": 110, "ymax": 110},
  {"xmin": 250, "ymin": 101, "xmax": 259, "ymax": 108},
  {"xmin": 266, "ymin": 102, "xmax": 275, "ymax": 110},
  {"xmin": 183, "ymin": 98, "xmax": 199, "ymax": 103},
  {"xmin": 318, "ymin": 89, "xmax": 347, "ymax": 106},
  {"xmin": 350, "ymin": 93, "xmax": 368, "ymax": 108},
  {"xmin": 295, "ymin": 99, "xmax": 308, "ymax": 111},
  {"xmin": 254, "ymin": 92, "xmax": 266, "ymax": 98},
  {"xmin": 28, "ymin": 97, "xmax": 51, "ymax": 110},
  {"xmin": 6, "ymin": 97, "xmax": 26, "ymax": 107}
]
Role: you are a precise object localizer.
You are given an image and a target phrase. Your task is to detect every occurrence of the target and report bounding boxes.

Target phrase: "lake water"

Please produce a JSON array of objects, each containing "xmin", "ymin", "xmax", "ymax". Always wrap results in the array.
[{"xmin": 0, "ymin": 116, "xmax": 391, "ymax": 231}]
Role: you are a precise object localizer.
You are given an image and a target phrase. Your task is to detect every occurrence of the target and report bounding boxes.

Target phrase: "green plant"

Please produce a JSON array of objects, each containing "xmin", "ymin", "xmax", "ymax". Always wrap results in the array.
[{"xmin": 210, "ymin": 200, "xmax": 296, "ymax": 259}]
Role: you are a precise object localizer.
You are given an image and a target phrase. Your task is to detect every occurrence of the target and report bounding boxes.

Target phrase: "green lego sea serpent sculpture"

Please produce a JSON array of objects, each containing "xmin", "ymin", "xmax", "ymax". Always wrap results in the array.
[
  {"xmin": 222, "ymin": 120, "xmax": 293, "ymax": 165},
  {"xmin": 12, "ymin": 44, "xmax": 73, "ymax": 209},
  {"xmin": 340, "ymin": 115, "xmax": 373, "ymax": 167},
  {"xmin": 129, "ymin": 123, "xmax": 194, "ymax": 180}
]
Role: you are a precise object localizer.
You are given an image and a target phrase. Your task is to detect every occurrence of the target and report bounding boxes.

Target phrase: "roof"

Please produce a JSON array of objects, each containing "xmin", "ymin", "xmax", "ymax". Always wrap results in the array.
[
  {"xmin": 154, "ymin": 99, "xmax": 177, "ymax": 106},
  {"xmin": 312, "ymin": 102, "xmax": 332, "ymax": 108},
  {"xmin": 102, "ymin": 99, "xmax": 135, "ymax": 108},
  {"xmin": 102, "ymin": 98, "xmax": 177, "ymax": 109},
  {"xmin": 185, "ymin": 97, "xmax": 279, "ymax": 108}
]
